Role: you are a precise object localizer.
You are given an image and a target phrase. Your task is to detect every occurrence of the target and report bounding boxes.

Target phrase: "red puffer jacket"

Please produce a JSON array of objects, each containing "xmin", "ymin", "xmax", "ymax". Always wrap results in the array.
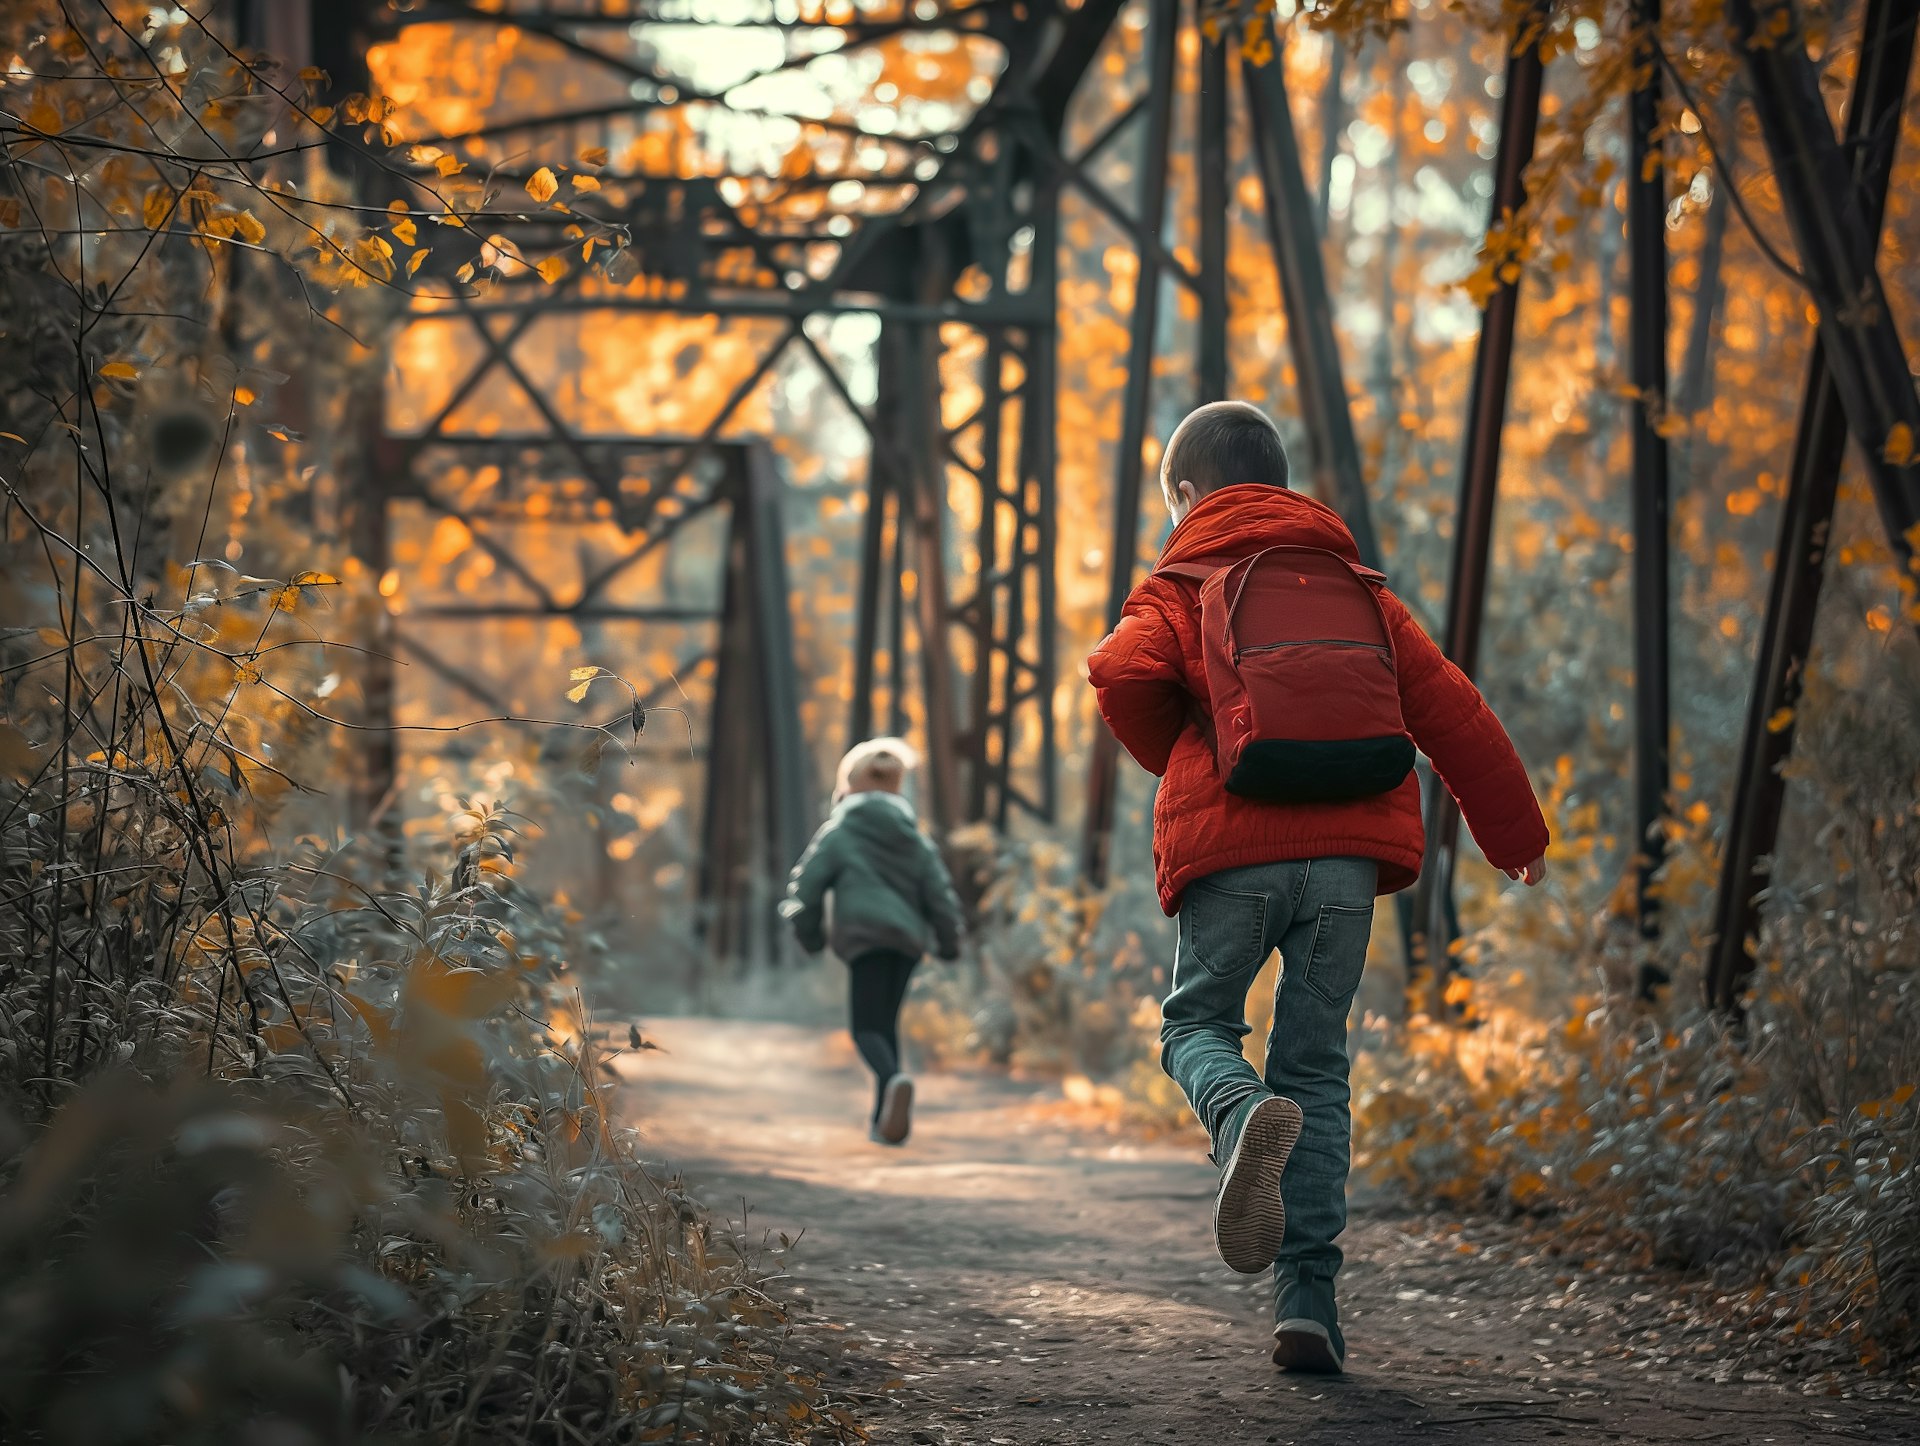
[{"xmin": 1088, "ymin": 484, "xmax": 1549, "ymax": 914}]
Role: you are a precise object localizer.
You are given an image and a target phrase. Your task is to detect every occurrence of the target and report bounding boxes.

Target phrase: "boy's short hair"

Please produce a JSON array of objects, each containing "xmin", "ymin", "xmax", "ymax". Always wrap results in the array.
[
  {"xmin": 834, "ymin": 736, "xmax": 919, "ymax": 802},
  {"xmin": 1162, "ymin": 400, "xmax": 1289, "ymax": 496}
]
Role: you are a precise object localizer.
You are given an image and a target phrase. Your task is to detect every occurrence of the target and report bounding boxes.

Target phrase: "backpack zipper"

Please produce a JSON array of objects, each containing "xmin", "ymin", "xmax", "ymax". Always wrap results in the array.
[{"xmin": 1237, "ymin": 639, "xmax": 1390, "ymax": 655}]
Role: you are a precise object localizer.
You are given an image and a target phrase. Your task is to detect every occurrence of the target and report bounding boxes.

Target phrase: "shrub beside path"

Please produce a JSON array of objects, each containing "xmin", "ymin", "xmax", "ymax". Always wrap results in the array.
[{"xmin": 614, "ymin": 1019, "xmax": 1915, "ymax": 1445}]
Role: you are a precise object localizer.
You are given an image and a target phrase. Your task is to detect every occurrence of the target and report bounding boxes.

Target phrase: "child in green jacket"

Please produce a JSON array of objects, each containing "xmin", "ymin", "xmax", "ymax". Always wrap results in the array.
[{"xmin": 780, "ymin": 738, "xmax": 964, "ymax": 1144}]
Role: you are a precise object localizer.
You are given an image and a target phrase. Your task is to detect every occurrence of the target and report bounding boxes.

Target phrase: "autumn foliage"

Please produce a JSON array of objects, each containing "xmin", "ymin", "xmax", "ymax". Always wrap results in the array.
[
  {"xmin": 5, "ymin": 0, "xmax": 1920, "ymax": 1428},
  {"xmin": 0, "ymin": 7, "xmax": 854, "ymax": 1441}
]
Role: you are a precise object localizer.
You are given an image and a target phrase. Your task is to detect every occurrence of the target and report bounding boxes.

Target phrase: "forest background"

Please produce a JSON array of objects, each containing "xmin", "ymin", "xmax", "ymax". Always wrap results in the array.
[{"xmin": 2, "ymin": 0, "xmax": 1918, "ymax": 1439}]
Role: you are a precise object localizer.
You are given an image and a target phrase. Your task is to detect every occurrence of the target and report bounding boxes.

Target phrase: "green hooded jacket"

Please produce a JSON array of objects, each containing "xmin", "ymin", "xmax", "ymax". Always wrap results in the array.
[{"xmin": 779, "ymin": 792, "xmax": 964, "ymax": 963}]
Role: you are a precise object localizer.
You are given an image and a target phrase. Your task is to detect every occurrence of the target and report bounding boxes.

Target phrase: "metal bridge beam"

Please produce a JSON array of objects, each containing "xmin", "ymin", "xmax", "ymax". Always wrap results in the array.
[
  {"xmin": 1628, "ymin": 0, "xmax": 1672, "ymax": 963},
  {"xmin": 1080, "ymin": 0, "xmax": 1181, "ymax": 887},
  {"xmin": 1406, "ymin": 0, "xmax": 1548, "ymax": 1013},
  {"xmin": 1707, "ymin": 0, "xmax": 1918, "ymax": 1011}
]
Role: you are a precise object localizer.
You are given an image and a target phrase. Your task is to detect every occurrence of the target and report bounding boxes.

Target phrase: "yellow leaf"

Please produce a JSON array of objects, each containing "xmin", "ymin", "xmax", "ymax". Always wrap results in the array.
[
  {"xmin": 392, "ymin": 216, "xmax": 418, "ymax": 246},
  {"xmin": 434, "ymin": 153, "xmax": 465, "ymax": 177},
  {"xmin": 209, "ymin": 209, "xmax": 265, "ymax": 246},
  {"xmin": 406, "ymin": 247, "xmax": 429, "ymax": 278},
  {"xmin": 569, "ymin": 666, "xmax": 601, "ymax": 681},
  {"xmin": 536, "ymin": 254, "xmax": 568, "ymax": 284},
  {"xmin": 307, "ymin": 104, "xmax": 334, "ymax": 126},
  {"xmin": 234, "ymin": 385, "xmax": 256, "ymax": 406},
  {"xmin": 292, "ymin": 571, "xmax": 339, "ymax": 586},
  {"xmin": 566, "ymin": 680, "xmax": 592, "ymax": 703},
  {"xmin": 578, "ymin": 146, "xmax": 609, "ymax": 167},
  {"xmin": 1766, "ymin": 706, "xmax": 1795, "ymax": 733},
  {"xmin": 98, "ymin": 360, "xmax": 140, "ymax": 381},
  {"xmin": 0, "ymin": 432, "xmax": 24, "ymax": 444},
  {"xmin": 142, "ymin": 186, "xmax": 175, "ymax": 229},
  {"xmin": 298, "ymin": 65, "xmax": 329, "ymax": 89},
  {"xmin": 1884, "ymin": 422, "xmax": 1915, "ymax": 466},
  {"xmin": 570, "ymin": 173, "xmax": 601, "ymax": 192},
  {"xmin": 351, "ymin": 233, "xmax": 395, "ymax": 280},
  {"xmin": 526, "ymin": 166, "xmax": 560, "ymax": 203}
]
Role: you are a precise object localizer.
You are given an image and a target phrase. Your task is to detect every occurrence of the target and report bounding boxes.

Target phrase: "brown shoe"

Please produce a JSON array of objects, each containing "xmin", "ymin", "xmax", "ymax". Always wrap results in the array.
[{"xmin": 1212, "ymin": 1095, "xmax": 1302, "ymax": 1274}]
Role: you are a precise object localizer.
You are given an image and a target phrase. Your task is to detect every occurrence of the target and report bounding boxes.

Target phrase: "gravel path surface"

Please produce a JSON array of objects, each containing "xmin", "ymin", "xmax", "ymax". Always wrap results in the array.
[{"xmin": 614, "ymin": 1018, "xmax": 1916, "ymax": 1445}]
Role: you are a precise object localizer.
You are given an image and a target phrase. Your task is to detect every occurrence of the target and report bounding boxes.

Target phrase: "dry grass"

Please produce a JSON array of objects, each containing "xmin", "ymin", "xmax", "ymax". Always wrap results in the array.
[
  {"xmin": 0, "ymin": 9, "xmax": 852, "ymax": 1441},
  {"xmin": 1352, "ymin": 671, "xmax": 1920, "ymax": 1382}
]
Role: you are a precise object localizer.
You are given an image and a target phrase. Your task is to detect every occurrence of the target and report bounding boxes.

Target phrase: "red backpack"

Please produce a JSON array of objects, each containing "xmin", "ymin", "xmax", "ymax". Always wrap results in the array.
[{"xmin": 1156, "ymin": 547, "xmax": 1415, "ymax": 803}]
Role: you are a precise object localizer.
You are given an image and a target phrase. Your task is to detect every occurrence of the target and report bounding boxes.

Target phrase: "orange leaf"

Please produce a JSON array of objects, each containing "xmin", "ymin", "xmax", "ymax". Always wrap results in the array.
[
  {"xmin": 409, "ymin": 955, "xmax": 521, "ymax": 1022},
  {"xmin": 142, "ymin": 186, "xmax": 175, "ymax": 229},
  {"xmin": 526, "ymin": 166, "xmax": 559, "ymax": 203}
]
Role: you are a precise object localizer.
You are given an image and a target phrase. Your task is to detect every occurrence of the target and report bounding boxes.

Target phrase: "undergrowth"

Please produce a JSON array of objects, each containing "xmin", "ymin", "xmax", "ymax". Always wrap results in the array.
[
  {"xmin": 0, "ymin": 8, "xmax": 849, "ymax": 1442},
  {"xmin": 1352, "ymin": 667, "xmax": 1920, "ymax": 1380}
]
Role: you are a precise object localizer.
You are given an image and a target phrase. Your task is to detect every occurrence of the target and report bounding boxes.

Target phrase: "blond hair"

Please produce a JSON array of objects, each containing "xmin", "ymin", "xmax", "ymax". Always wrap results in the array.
[{"xmin": 833, "ymin": 735, "xmax": 920, "ymax": 804}]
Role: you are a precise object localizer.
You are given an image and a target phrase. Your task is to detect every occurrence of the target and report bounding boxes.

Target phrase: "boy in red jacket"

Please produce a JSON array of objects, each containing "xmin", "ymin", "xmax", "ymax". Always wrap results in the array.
[{"xmin": 1088, "ymin": 401, "xmax": 1548, "ymax": 1375}]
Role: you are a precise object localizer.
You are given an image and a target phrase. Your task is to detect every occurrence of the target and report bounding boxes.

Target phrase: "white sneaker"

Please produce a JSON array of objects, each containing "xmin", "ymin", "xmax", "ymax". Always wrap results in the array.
[
  {"xmin": 871, "ymin": 1076, "xmax": 914, "ymax": 1145},
  {"xmin": 1212, "ymin": 1095, "xmax": 1302, "ymax": 1274}
]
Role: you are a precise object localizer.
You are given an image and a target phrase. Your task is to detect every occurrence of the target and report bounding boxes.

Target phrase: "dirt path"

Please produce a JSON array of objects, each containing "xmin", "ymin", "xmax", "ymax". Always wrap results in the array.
[{"xmin": 613, "ymin": 1019, "xmax": 1914, "ymax": 1445}]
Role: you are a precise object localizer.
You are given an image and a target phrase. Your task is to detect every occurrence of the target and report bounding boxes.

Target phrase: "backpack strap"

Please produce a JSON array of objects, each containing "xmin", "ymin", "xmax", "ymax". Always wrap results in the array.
[{"xmin": 1153, "ymin": 561, "xmax": 1217, "ymax": 586}]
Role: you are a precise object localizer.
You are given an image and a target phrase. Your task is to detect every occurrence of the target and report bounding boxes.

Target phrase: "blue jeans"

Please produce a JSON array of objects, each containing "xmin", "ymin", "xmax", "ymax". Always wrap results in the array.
[{"xmin": 1160, "ymin": 857, "xmax": 1377, "ymax": 1319}]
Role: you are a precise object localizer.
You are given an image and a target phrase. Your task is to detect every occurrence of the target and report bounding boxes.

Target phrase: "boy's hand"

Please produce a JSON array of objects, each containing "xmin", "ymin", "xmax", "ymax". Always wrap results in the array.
[{"xmin": 1503, "ymin": 855, "xmax": 1548, "ymax": 886}]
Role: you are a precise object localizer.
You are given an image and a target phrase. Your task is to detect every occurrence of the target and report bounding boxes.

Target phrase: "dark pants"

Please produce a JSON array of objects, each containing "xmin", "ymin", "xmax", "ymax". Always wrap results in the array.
[{"xmin": 847, "ymin": 949, "xmax": 918, "ymax": 1119}]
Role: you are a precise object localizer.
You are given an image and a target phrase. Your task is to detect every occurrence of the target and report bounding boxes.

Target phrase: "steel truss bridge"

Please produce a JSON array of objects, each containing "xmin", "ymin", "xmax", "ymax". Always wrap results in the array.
[{"xmin": 270, "ymin": 0, "xmax": 1920, "ymax": 1005}]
